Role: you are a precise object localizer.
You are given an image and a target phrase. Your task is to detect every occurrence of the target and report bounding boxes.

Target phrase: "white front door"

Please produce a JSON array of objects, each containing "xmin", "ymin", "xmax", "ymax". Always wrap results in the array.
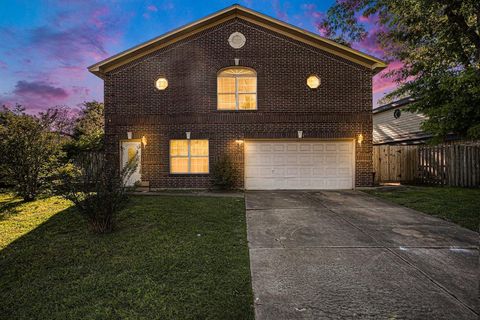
[
  {"xmin": 244, "ymin": 140, "xmax": 355, "ymax": 190},
  {"xmin": 121, "ymin": 141, "xmax": 141, "ymax": 186}
]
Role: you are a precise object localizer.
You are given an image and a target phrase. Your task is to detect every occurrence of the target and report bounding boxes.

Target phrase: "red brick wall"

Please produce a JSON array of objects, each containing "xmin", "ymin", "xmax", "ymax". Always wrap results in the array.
[{"xmin": 104, "ymin": 18, "xmax": 374, "ymax": 188}]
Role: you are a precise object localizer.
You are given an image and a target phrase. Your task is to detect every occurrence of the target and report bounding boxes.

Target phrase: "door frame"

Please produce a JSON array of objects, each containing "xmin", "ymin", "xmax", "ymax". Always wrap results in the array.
[{"xmin": 243, "ymin": 138, "xmax": 356, "ymax": 190}]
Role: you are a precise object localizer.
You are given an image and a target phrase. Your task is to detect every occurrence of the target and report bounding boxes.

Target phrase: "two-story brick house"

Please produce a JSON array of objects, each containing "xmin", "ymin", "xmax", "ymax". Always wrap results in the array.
[{"xmin": 88, "ymin": 5, "xmax": 386, "ymax": 190}]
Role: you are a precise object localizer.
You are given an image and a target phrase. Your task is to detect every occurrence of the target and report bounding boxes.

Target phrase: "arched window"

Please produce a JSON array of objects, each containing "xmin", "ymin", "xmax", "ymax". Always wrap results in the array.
[{"xmin": 217, "ymin": 67, "xmax": 257, "ymax": 110}]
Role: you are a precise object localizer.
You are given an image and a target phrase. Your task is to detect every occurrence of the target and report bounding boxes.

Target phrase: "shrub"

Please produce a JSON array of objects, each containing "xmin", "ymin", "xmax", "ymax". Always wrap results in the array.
[
  {"xmin": 212, "ymin": 154, "xmax": 238, "ymax": 190},
  {"xmin": 56, "ymin": 152, "xmax": 137, "ymax": 233},
  {"xmin": 0, "ymin": 106, "xmax": 63, "ymax": 201}
]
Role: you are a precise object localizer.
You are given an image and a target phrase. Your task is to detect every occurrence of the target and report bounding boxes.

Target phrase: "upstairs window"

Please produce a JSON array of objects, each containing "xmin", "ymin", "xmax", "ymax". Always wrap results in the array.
[{"xmin": 217, "ymin": 67, "xmax": 257, "ymax": 110}]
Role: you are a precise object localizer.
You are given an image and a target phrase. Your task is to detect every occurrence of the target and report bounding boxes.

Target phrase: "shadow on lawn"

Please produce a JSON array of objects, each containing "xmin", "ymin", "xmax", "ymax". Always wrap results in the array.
[
  {"xmin": 0, "ymin": 198, "xmax": 24, "ymax": 219},
  {"xmin": 0, "ymin": 196, "xmax": 255, "ymax": 320}
]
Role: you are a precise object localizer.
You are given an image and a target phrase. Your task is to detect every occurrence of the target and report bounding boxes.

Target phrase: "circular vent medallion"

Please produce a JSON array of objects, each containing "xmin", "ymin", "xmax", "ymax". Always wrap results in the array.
[{"xmin": 228, "ymin": 32, "xmax": 246, "ymax": 49}]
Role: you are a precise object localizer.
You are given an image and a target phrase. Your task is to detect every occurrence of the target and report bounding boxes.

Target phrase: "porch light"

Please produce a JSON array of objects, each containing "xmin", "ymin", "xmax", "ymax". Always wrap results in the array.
[
  {"xmin": 127, "ymin": 131, "xmax": 133, "ymax": 139},
  {"xmin": 141, "ymin": 135, "xmax": 147, "ymax": 147},
  {"xmin": 298, "ymin": 131, "xmax": 303, "ymax": 139},
  {"xmin": 235, "ymin": 139, "xmax": 244, "ymax": 144},
  {"xmin": 357, "ymin": 134, "xmax": 364, "ymax": 144},
  {"xmin": 186, "ymin": 132, "xmax": 191, "ymax": 139}
]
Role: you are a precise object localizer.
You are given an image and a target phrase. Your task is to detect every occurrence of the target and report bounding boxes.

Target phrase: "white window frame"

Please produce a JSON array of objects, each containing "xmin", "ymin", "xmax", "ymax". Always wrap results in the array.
[
  {"xmin": 170, "ymin": 139, "xmax": 209, "ymax": 174},
  {"xmin": 217, "ymin": 67, "xmax": 257, "ymax": 111}
]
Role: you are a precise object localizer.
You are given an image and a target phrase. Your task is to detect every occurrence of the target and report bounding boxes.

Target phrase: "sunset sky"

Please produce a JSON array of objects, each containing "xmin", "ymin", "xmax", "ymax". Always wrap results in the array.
[{"xmin": 0, "ymin": 0, "xmax": 400, "ymax": 113}]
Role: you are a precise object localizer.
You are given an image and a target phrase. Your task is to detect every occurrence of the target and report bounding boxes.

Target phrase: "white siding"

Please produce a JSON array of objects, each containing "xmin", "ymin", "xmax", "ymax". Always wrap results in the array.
[{"xmin": 373, "ymin": 107, "xmax": 428, "ymax": 144}]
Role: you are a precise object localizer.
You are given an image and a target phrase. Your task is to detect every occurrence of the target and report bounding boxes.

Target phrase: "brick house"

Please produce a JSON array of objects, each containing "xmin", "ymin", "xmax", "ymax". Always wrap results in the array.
[{"xmin": 88, "ymin": 5, "xmax": 386, "ymax": 190}]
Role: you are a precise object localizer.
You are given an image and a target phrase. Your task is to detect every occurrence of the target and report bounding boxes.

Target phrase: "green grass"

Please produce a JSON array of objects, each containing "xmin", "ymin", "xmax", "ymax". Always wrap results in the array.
[
  {"xmin": 0, "ymin": 193, "xmax": 254, "ymax": 319},
  {"xmin": 363, "ymin": 186, "xmax": 480, "ymax": 232}
]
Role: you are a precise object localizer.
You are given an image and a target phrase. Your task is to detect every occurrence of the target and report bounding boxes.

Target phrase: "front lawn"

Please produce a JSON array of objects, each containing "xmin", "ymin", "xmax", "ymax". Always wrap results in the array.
[
  {"xmin": 363, "ymin": 186, "xmax": 480, "ymax": 232},
  {"xmin": 0, "ymin": 193, "xmax": 254, "ymax": 319}
]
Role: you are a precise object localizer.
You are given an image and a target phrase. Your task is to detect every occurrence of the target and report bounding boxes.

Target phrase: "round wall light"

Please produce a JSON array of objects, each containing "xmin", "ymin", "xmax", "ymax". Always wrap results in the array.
[
  {"xmin": 307, "ymin": 75, "xmax": 321, "ymax": 89},
  {"xmin": 155, "ymin": 77, "xmax": 168, "ymax": 90}
]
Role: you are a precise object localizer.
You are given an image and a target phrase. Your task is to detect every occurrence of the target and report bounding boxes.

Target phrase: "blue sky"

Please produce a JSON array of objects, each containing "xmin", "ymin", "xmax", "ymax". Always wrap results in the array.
[{"xmin": 0, "ymin": 0, "xmax": 396, "ymax": 113}]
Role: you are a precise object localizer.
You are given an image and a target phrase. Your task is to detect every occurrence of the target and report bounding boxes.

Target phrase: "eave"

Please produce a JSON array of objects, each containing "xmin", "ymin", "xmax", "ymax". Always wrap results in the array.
[{"xmin": 88, "ymin": 4, "xmax": 387, "ymax": 78}]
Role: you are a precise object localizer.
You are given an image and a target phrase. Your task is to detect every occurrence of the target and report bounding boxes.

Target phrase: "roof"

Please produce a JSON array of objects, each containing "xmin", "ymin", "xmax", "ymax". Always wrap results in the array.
[
  {"xmin": 373, "ymin": 96, "xmax": 417, "ymax": 114},
  {"xmin": 88, "ymin": 4, "xmax": 387, "ymax": 78}
]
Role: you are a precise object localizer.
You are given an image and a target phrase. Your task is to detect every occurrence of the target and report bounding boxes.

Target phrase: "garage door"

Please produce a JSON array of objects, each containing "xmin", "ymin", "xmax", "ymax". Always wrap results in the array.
[{"xmin": 244, "ymin": 140, "xmax": 354, "ymax": 190}]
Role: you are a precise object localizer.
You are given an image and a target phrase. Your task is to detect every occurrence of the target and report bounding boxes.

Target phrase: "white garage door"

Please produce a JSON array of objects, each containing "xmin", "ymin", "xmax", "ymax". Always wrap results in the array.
[{"xmin": 244, "ymin": 140, "xmax": 354, "ymax": 190}]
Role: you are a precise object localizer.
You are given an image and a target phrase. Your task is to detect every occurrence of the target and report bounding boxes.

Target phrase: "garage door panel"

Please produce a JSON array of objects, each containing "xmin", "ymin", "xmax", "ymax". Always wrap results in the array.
[
  {"xmin": 325, "ymin": 144, "xmax": 337, "ymax": 152},
  {"xmin": 245, "ymin": 141, "xmax": 354, "ymax": 190},
  {"xmin": 299, "ymin": 155, "xmax": 313, "ymax": 165},
  {"xmin": 313, "ymin": 144, "xmax": 324, "ymax": 151},
  {"xmin": 338, "ymin": 143, "xmax": 351, "ymax": 152}
]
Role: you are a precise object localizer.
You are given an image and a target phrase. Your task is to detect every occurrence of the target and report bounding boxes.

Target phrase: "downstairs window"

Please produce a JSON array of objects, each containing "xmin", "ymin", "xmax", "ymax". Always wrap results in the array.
[{"xmin": 170, "ymin": 140, "xmax": 209, "ymax": 174}]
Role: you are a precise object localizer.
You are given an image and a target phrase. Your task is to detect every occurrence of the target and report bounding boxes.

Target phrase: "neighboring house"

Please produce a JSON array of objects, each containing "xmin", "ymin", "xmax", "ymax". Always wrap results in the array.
[
  {"xmin": 88, "ymin": 5, "xmax": 386, "ymax": 190},
  {"xmin": 372, "ymin": 97, "xmax": 430, "ymax": 145}
]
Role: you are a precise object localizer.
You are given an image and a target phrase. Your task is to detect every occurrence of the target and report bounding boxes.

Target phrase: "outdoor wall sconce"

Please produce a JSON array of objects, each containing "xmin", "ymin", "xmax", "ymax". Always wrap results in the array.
[
  {"xmin": 186, "ymin": 132, "xmax": 191, "ymax": 139},
  {"xmin": 357, "ymin": 134, "xmax": 364, "ymax": 144},
  {"xmin": 127, "ymin": 131, "xmax": 133, "ymax": 139},
  {"xmin": 298, "ymin": 130, "xmax": 303, "ymax": 139},
  {"xmin": 141, "ymin": 135, "xmax": 147, "ymax": 147},
  {"xmin": 235, "ymin": 139, "xmax": 244, "ymax": 144}
]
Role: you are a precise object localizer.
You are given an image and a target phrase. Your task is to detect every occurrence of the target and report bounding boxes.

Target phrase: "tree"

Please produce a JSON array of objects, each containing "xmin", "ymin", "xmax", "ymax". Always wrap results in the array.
[
  {"xmin": 0, "ymin": 105, "xmax": 63, "ymax": 201},
  {"xmin": 321, "ymin": 0, "xmax": 480, "ymax": 141},
  {"xmin": 39, "ymin": 106, "xmax": 77, "ymax": 138},
  {"xmin": 61, "ymin": 101, "xmax": 104, "ymax": 157},
  {"xmin": 73, "ymin": 101, "xmax": 104, "ymax": 151}
]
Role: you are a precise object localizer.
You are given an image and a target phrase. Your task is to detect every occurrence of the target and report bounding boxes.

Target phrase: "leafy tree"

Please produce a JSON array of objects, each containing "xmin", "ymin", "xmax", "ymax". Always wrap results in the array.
[
  {"xmin": 321, "ymin": 0, "xmax": 480, "ymax": 141},
  {"xmin": 0, "ymin": 105, "xmax": 63, "ymax": 201},
  {"xmin": 63, "ymin": 101, "xmax": 104, "ymax": 156},
  {"xmin": 39, "ymin": 106, "xmax": 77, "ymax": 138}
]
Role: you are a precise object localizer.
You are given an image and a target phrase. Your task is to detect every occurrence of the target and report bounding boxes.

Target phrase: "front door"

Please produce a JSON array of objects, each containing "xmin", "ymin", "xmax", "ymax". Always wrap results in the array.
[{"xmin": 121, "ymin": 141, "xmax": 141, "ymax": 186}]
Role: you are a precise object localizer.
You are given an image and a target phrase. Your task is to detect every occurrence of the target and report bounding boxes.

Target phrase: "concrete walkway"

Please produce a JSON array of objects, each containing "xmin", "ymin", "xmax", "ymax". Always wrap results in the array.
[{"xmin": 245, "ymin": 190, "xmax": 479, "ymax": 320}]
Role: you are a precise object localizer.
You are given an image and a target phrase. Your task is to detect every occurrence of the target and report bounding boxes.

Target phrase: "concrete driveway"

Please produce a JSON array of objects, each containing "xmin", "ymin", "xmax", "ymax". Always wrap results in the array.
[{"xmin": 245, "ymin": 190, "xmax": 479, "ymax": 320}]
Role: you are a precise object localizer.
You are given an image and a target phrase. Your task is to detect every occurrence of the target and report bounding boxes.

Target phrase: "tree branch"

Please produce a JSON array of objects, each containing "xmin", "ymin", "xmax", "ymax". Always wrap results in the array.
[{"xmin": 444, "ymin": 2, "xmax": 480, "ymax": 62}]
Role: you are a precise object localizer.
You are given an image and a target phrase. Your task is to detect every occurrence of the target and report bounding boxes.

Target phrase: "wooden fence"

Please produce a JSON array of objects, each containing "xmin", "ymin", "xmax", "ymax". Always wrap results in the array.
[
  {"xmin": 373, "ymin": 145, "xmax": 418, "ymax": 183},
  {"xmin": 373, "ymin": 144, "xmax": 480, "ymax": 187}
]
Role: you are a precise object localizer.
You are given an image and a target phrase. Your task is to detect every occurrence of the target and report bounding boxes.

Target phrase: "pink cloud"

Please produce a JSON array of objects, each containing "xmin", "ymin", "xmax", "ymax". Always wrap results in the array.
[
  {"xmin": 0, "ymin": 60, "xmax": 6, "ymax": 69},
  {"xmin": 1, "ymin": 80, "xmax": 70, "ymax": 111},
  {"xmin": 373, "ymin": 60, "xmax": 403, "ymax": 93},
  {"xmin": 352, "ymin": 28, "xmax": 385, "ymax": 57},
  {"xmin": 90, "ymin": 7, "xmax": 109, "ymax": 29},
  {"xmin": 147, "ymin": 5, "xmax": 158, "ymax": 12},
  {"xmin": 301, "ymin": 4, "xmax": 329, "ymax": 37},
  {"xmin": 272, "ymin": 0, "xmax": 289, "ymax": 21},
  {"xmin": 13, "ymin": 80, "xmax": 68, "ymax": 99}
]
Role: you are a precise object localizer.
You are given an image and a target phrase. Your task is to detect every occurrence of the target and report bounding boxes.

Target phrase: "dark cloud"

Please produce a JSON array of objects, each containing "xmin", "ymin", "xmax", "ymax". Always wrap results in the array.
[{"xmin": 14, "ymin": 80, "xmax": 68, "ymax": 99}]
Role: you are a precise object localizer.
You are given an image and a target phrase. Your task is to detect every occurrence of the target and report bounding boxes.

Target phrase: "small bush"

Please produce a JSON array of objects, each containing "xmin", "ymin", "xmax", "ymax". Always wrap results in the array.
[
  {"xmin": 212, "ymin": 154, "xmax": 238, "ymax": 190},
  {"xmin": 56, "ymin": 152, "xmax": 137, "ymax": 233}
]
